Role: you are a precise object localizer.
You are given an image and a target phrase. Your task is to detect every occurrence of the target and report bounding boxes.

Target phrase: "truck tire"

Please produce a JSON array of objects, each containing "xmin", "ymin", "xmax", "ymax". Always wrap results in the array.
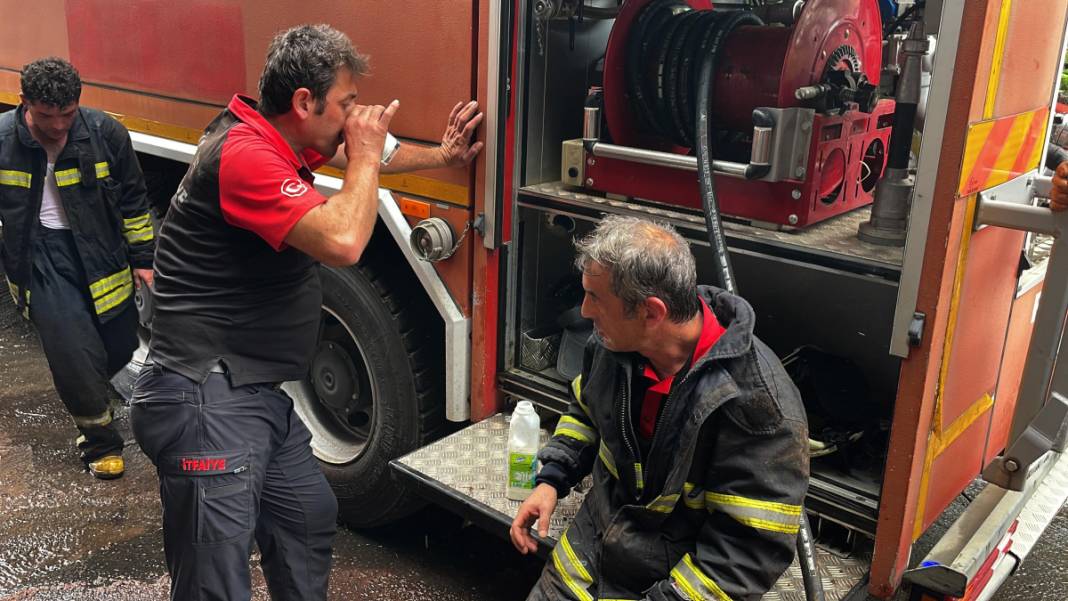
[{"xmin": 284, "ymin": 261, "xmax": 445, "ymax": 528}]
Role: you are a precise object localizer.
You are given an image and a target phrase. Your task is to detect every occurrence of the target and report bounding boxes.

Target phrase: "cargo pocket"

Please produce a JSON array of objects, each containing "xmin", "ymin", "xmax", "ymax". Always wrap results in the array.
[{"xmin": 159, "ymin": 449, "xmax": 252, "ymax": 545}]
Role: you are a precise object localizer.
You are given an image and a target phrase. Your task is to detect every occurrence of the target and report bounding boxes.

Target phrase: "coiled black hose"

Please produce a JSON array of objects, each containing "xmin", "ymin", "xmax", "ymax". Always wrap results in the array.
[{"xmin": 625, "ymin": 2, "xmax": 764, "ymax": 293}]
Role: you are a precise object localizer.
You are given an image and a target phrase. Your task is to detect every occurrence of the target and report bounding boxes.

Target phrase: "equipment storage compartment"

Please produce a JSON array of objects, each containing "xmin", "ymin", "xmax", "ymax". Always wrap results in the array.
[{"xmin": 500, "ymin": 0, "xmax": 917, "ymax": 541}]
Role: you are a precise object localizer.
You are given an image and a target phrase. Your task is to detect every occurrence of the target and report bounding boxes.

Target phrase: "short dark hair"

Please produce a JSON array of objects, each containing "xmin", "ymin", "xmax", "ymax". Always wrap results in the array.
[
  {"xmin": 258, "ymin": 24, "xmax": 369, "ymax": 117},
  {"xmin": 21, "ymin": 57, "xmax": 82, "ymax": 108}
]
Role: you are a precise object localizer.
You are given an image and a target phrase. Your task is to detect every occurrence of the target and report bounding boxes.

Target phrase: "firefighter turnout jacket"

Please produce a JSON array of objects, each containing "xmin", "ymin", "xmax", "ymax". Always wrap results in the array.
[
  {"xmin": 536, "ymin": 287, "xmax": 809, "ymax": 601},
  {"xmin": 0, "ymin": 105, "xmax": 153, "ymax": 321}
]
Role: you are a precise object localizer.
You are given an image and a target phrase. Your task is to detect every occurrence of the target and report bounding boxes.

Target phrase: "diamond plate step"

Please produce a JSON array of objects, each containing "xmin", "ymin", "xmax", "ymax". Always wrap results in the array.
[{"xmin": 392, "ymin": 413, "xmax": 871, "ymax": 600}]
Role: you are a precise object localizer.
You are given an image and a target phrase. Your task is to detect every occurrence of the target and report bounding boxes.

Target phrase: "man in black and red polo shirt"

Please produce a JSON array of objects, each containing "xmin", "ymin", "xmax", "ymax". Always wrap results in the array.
[{"xmin": 130, "ymin": 24, "xmax": 482, "ymax": 600}]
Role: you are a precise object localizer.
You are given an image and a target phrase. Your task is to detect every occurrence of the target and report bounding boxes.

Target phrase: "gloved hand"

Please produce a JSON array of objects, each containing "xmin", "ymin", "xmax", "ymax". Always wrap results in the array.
[{"xmin": 1051, "ymin": 161, "xmax": 1068, "ymax": 211}]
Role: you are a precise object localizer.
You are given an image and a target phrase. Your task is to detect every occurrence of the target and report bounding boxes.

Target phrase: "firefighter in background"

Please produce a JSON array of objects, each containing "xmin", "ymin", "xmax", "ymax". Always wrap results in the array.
[
  {"xmin": 0, "ymin": 58, "xmax": 154, "ymax": 480},
  {"xmin": 131, "ymin": 24, "xmax": 482, "ymax": 601},
  {"xmin": 511, "ymin": 216, "xmax": 809, "ymax": 601}
]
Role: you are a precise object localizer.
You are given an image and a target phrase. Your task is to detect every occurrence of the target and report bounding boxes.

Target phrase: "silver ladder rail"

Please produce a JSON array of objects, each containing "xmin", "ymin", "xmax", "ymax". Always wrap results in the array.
[{"xmin": 979, "ymin": 174, "xmax": 1068, "ymax": 491}]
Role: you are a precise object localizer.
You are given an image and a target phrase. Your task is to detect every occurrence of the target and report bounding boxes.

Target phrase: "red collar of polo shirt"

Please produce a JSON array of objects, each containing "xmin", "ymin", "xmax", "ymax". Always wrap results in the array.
[
  {"xmin": 227, "ymin": 95, "xmax": 321, "ymax": 172},
  {"xmin": 638, "ymin": 297, "xmax": 724, "ymax": 440},
  {"xmin": 642, "ymin": 296, "xmax": 724, "ymax": 390}
]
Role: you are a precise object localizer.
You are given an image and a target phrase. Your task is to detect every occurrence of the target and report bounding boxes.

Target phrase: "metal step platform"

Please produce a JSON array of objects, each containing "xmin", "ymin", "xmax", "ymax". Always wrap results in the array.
[{"xmin": 392, "ymin": 413, "xmax": 872, "ymax": 601}]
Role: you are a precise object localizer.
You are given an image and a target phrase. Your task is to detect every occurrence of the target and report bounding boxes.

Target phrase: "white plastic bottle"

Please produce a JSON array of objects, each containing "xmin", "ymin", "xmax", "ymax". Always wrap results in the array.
[{"xmin": 507, "ymin": 400, "xmax": 541, "ymax": 500}]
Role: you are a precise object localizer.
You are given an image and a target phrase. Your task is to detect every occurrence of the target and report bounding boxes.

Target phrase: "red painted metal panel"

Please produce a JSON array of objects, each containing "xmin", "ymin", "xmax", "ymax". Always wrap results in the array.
[
  {"xmin": 241, "ymin": 0, "xmax": 476, "ymax": 147},
  {"xmin": 991, "ymin": 0, "xmax": 1068, "ymax": 119},
  {"xmin": 918, "ymin": 225, "xmax": 1024, "ymax": 534},
  {"xmin": 940, "ymin": 228, "xmax": 1023, "ymax": 427},
  {"xmin": 0, "ymin": 0, "xmax": 70, "ymax": 69},
  {"xmin": 66, "ymin": 0, "xmax": 246, "ymax": 104},
  {"xmin": 986, "ymin": 282, "xmax": 1043, "ymax": 466}
]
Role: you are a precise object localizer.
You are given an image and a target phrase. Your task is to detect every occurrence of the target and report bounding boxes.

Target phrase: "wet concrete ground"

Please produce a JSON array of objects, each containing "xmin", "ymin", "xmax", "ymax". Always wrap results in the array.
[
  {"xmin": 0, "ymin": 295, "xmax": 1064, "ymax": 600},
  {"xmin": 0, "ymin": 299, "xmax": 543, "ymax": 600}
]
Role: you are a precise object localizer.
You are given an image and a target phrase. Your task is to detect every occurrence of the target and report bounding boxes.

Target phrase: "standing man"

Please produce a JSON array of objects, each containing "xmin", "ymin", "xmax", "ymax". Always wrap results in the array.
[
  {"xmin": 511, "ymin": 217, "xmax": 809, "ymax": 601},
  {"xmin": 131, "ymin": 24, "xmax": 482, "ymax": 600},
  {"xmin": 0, "ymin": 57, "xmax": 154, "ymax": 480}
]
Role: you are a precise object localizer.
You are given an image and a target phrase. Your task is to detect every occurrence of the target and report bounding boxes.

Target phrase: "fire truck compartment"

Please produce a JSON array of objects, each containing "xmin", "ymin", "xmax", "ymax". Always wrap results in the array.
[
  {"xmin": 391, "ymin": 413, "xmax": 873, "ymax": 600},
  {"xmin": 500, "ymin": 180, "xmax": 902, "ymax": 536}
]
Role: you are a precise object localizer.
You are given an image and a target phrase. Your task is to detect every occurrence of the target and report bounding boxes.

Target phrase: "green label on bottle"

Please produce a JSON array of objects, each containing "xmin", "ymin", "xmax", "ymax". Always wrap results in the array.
[{"xmin": 508, "ymin": 452, "xmax": 537, "ymax": 489}]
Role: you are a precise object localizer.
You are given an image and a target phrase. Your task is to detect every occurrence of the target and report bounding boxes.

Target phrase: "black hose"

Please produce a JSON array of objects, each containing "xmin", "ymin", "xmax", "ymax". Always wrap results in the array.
[
  {"xmin": 886, "ymin": 102, "xmax": 917, "ymax": 170},
  {"xmin": 694, "ymin": 9, "xmax": 761, "ymax": 293},
  {"xmin": 797, "ymin": 511, "xmax": 826, "ymax": 601}
]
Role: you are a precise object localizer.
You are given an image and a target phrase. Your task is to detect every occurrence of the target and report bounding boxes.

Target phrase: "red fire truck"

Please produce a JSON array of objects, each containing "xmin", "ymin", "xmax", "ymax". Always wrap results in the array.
[{"xmin": 3, "ymin": 1, "xmax": 1068, "ymax": 599}]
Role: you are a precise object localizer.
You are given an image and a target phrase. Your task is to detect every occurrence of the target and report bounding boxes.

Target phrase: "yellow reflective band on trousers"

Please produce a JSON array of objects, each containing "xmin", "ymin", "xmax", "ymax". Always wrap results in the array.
[
  {"xmin": 89, "ymin": 268, "xmax": 133, "ymax": 315},
  {"xmin": 6, "ymin": 278, "xmax": 30, "ymax": 317},
  {"xmin": 598, "ymin": 441, "xmax": 619, "ymax": 479},
  {"xmin": 122, "ymin": 213, "xmax": 154, "ymax": 244},
  {"xmin": 555, "ymin": 415, "xmax": 597, "ymax": 444},
  {"xmin": 704, "ymin": 492, "xmax": 801, "ymax": 535},
  {"xmin": 572, "ymin": 375, "xmax": 591, "ymax": 417},
  {"xmin": 72, "ymin": 409, "xmax": 113, "ymax": 428},
  {"xmin": 54, "ymin": 162, "xmax": 110, "ymax": 187},
  {"xmin": 670, "ymin": 553, "xmax": 732, "ymax": 601},
  {"xmin": 551, "ymin": 532, "xmax": 594, "ymax": 601},
  {"xmin": 0, "ymin": 169, "xmax": 31, "ymax": 188}
]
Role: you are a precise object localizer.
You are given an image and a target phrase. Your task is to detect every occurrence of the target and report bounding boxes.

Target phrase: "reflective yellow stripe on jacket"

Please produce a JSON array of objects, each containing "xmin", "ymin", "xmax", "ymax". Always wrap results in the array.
[
  {"xmin": 554, "ymin": 415, "xmax": 597, "ymax": 445},
  {"xmin": 646, "ymin": 492, "xmax": 680, "ymax": 514},
  {"xmin": 122, "ymin": 213, "xmax": 155, "ymax": 244},
  {"xmin": 0, "ymin": 169, "xmax": 31, "ymax": 188},
  {"xmin": 671, "ymin": 553, "xmax": 732, "ymax": 601},
  {"xmin": 571, "ymin": 375, "xmax": 591, "ymax": 418},
  {"xmin": 89, "ymin": 268, "xmax": 133, "ymax": 315},
  {"xmin": 682, "ymin": 482, "xmax": 705, "ymax": 510},
  {"xmin": 598, "ymin": 440, "xmax": 619, "ymax": 479},
  {"xmin": 54, "ymin": 162, "xmax": 109, "ymax": 187},
  {"xmin": 704, "ymin": 492, "xmax": 801, "ymax": 535},
  {"xmin": 551, "ymin": 531, "xmax": 594, "ymax": 601}
]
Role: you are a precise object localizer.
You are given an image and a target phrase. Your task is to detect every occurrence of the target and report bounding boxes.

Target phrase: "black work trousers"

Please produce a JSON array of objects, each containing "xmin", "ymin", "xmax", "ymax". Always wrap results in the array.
[
  {"xmin": 29, "ymin": 227, "xmax": 135, "ymax": 463},
  {"xmin": 131, "ymin": 364, "xmax": 338, "ymax": 601}
]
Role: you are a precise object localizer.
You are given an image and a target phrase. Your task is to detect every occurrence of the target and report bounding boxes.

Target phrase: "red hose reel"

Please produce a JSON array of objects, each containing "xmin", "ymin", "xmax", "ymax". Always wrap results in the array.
[{"xmin": 585, "ymin": 0, "xmax": 895, "ymax": 228}]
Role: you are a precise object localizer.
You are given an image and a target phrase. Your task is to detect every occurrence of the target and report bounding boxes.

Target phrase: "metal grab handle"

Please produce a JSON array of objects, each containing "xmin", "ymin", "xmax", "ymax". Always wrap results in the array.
[
  {"xmin": 581, "ymin": 106, "xmax": 774, "ymax": 180},
  {"xmin": 978, "ymin": 191, "xmax": 1068, "ymax": 490}
]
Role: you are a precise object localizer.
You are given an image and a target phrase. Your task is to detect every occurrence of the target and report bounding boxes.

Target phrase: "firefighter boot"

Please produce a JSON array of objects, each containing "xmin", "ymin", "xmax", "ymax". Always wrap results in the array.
[{"xmin": 87, "ymin": 454, "xmax": 125, "ymax": 480}]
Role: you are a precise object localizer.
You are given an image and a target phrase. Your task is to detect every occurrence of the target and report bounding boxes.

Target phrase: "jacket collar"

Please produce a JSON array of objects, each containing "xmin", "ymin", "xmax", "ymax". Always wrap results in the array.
[
  {"xmin": 14, "ymin": 104, "xmax": 91, "ymax": 150},
  {"xmin": 694, "ymin": 285, "xmax": 754, "ymax": 364}
]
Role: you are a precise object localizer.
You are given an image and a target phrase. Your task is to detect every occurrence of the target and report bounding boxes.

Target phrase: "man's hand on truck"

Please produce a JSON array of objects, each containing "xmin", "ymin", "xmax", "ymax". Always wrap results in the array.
[
  {"xmin": 1051, "ymin": 161, "xmax": 1068, "ymax": 211},
  {"xmin": 510, "ymin": 483, "xmax": 559, "ymax": 555},
  {"xmin": 436, "ymin": 100, "xmax": 485, "ymax": 167}
]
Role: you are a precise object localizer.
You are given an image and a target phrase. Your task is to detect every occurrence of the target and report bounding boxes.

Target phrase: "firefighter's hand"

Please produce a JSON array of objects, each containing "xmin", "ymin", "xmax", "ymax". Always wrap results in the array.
[
  {"xmin": 436, "ymin": 100, "xmax": 484, "ymax": 168},
  {"xmin": 343, "ymin": 101, "xmax": 399, "ymax": 164},
  {"xmin": 133, "ymin": 268, "xmax": 154, "ymax": 289},
  {"xmin": 510, "ymin": 483, "xmax": 558, "ymax": 555},
  {"xmin": 1051, "ymin": 161, "xmax": 1068, "ymax": 211}
]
